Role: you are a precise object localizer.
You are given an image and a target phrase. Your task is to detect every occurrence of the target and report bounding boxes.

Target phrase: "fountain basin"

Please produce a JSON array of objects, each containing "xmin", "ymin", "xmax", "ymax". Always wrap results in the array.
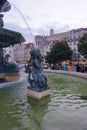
[
  {"xmin": 44, "ymin": 69, "xmax": 87, "ymax": 79},
  {"xmin": 0, "ymin": 71, "xmax": 87, "ymax": 130}
]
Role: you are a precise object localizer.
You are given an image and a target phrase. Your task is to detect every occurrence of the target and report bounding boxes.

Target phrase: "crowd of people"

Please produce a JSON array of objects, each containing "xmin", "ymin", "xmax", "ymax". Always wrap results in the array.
[
  {"xmin": 25, "ymin": 60, "xmax": 87, "ymax": 74},
  {"xmin": 50, "ymin": 62, "xmax": 87, "ymax": 73},
  {"xmin": 62, "ymin": 63, "xmax": 87, "ymax": 73}
]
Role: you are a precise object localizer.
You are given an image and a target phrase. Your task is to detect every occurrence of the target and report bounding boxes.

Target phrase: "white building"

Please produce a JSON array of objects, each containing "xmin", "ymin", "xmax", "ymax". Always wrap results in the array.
[
  {"xmin": 35, "ymin": 28, "xmax": 87, "ymax": 60},
  {"xmin": 35, "ymin": 29, "xmax": 70, "ymax": 56},
  {"xmin": 67, "ymin": 28, "xmax": 87, "ymax": 52},
  {"xmin": 66, "ymin": 28, "xmax": 87, "ymax": 60}
]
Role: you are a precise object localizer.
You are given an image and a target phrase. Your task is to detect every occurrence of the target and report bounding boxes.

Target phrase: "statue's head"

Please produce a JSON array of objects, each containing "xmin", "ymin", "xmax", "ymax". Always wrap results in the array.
[
  {"xmin": 30, "ymin": 49, "xmax": 40, "ymax": 58},
  {"xmin": 30, "ymin": 49, "xmax": 37, "ymax": 59},
  {"xmin": 30, "ymin": 49, "xmax": 44, "ymax": 61}
]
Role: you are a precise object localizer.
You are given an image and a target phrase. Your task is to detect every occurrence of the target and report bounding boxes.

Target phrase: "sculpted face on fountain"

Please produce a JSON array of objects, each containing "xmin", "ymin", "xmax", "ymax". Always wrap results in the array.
[{"xmin": 0, "ymin": 0, "xmax": 11, "ymax": 12}]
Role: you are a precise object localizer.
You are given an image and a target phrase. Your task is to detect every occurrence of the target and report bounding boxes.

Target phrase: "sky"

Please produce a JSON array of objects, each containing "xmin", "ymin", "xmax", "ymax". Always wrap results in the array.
[{"xmin": 3, "ymin": 0, "xmax": 87, "ymax": 42}]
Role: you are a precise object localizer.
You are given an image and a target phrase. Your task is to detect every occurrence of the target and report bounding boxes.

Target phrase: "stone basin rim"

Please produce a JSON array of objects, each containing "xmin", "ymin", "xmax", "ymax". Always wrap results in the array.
[
  {"xmin": 44, "ymin": 69, "xmax": 87, "ymax": 79},
  {"xmin": 0, "ymin": 70, "xmax": 87, "ymax": 89},
  {"xmin": 0, "ymin": 72, "xmax": 27, "ymax": 88}
]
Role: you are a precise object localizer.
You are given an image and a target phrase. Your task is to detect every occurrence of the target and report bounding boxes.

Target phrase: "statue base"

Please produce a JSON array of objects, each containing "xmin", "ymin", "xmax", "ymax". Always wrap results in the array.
[{"xmin": 27, "ymin": 88, "xmax": 51, "ymax": 100}]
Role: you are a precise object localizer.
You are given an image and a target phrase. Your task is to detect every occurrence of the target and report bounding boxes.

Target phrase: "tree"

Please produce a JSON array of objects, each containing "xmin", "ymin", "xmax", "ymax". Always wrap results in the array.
[
  {"xmin": 78, "ymin": 33, "xmax": 87, "ymax": 58},
  {"xmin": 45, "ymin": 40, "xmax": 73, "ymax": 64}
]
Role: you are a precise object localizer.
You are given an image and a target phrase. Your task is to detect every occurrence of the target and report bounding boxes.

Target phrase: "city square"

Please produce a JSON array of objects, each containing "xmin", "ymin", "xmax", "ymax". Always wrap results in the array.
[{"xmin": 0, "ymin": 0, "xmax": 87, "ymax": 130}]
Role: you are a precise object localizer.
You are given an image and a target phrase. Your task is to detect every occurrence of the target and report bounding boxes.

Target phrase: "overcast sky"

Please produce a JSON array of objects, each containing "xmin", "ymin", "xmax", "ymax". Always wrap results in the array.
[{"xmin": 3, "ymin": 0, "xmax": 87, "ymax": 42}]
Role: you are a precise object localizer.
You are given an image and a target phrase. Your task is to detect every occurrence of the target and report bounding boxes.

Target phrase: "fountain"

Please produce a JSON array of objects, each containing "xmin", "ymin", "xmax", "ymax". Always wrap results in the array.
[
  {"xmin": 0, "ymin": 1, "xmax": 87, "ymax": 130},
  {"xmin": 0, "ymin": 0, "xmax": 25, "ymax": 82}
]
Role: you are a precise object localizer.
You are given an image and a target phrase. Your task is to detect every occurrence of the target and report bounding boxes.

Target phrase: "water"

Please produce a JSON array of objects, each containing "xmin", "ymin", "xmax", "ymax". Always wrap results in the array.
[{"xmin": 0, "ymin": 72, "xmax": 87, "ymax": 130}]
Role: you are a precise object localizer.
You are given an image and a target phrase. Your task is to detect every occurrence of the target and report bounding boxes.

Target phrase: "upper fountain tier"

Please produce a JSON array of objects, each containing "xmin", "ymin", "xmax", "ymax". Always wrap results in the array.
[
  {"xmin": 0, "ymin": 0, "xmax": 25, "ymax": 48},
  {"xmin": 0, "ymin": 0, "xmax": 11, "ymax": 12}
]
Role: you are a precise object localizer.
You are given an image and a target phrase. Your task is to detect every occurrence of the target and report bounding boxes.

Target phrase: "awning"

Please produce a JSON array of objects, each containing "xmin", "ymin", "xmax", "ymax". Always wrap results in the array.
[{"xmin": 0, "ymin": 28, "xmax": 25, "ymax": 48}]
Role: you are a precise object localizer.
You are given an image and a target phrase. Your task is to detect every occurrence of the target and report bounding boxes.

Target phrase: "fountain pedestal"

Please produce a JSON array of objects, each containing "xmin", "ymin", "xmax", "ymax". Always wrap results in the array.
[
  {"xmin": 27, "ymin": 88, "xmax": 51, "ymax": 100},
  {"xmin": 0, "ymin": 0, "xmax": 25, "ymax": 82}
]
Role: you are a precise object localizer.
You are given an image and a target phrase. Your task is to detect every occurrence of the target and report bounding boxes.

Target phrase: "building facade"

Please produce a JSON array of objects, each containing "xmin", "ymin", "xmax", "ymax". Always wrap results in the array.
[
  {"xmin": 67, "ymin": 28, "xmax": 87, "ymax": 52},
  {"xmin": 35, "ymin": 28, "xmax": 87, "ymax": 60},
  {"xmin": 4, "ymin": 27, "xmax": 87, "ymax": 63},
  {"xmin": 66, "ymin": 28, "xmax": 87, "ymax": 60},
  {"xmin": 13, "ymin": 43, "xmax": 34, "ymax": 64}
]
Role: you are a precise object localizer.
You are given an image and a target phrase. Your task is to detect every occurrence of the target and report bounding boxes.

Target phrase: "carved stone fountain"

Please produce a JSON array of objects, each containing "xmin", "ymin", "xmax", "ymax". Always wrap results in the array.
[{"xmin": 0, "ymin": 0, "xmax": 25, "ymax": 81}]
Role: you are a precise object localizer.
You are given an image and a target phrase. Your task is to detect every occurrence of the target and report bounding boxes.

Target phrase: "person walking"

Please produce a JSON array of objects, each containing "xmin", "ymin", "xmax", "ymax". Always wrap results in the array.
[
  {"xmin": 68, "ymin": 63, "xmax": 72, "ymax": 71},
  {"xmin": 63, "ymin": 64, "xmax": 68, "ymax": 71}
]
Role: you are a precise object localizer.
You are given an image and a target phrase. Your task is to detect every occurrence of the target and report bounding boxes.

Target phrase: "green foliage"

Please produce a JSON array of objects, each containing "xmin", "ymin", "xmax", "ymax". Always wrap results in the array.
[
  {"xmin": 78, "ymin": 33, "xmax": 87, "ymax": 58},
  {"xmin": 45, "ymin": 40, "xmax": 72, "ymax": 64}
]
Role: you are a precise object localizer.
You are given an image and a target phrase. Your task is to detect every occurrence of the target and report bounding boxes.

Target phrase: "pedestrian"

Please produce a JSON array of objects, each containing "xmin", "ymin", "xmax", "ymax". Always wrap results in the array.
[
  {"xmin": 68, "ymin": 63, "xmax": 72, "ymax": 71},
  {"xmin": 76, "ymin": 64, "xmax": 80, "ymax": 72},
  {"xmin": 63, "ymin": 64, "xmax": 68, "ymax": 71}
]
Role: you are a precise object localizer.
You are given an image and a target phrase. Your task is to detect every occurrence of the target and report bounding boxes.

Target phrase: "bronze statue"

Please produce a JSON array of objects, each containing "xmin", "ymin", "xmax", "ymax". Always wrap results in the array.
[{"xmin": 27, "ymin": 49, "xmax": 49, "ymax": 92}]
